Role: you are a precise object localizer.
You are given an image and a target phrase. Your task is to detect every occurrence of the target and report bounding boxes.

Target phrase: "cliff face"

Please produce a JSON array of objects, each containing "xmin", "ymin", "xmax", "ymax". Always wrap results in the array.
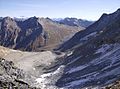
[
  {"xmin": 0, "ymin": 17, "xmax": 82, "ymax": 51},
  {"xmin": 0, "ymin": 17, "xmax": 21, "ymax": 48}
]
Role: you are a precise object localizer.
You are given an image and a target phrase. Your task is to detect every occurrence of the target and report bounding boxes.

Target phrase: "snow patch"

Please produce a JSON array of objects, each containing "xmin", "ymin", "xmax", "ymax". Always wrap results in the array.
[
  {"xmin": 66, "ymin": 51, "xmax": 73, "ymax": 56},
  {"xmin": 35, "ymin": 65, "xmax": 65, "ymax": 89}
]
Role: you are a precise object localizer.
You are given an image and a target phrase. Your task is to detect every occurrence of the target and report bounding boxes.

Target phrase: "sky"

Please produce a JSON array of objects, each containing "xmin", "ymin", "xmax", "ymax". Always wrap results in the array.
[{"xmin": 0, "ymin": 0, "xmax": 120, "ymax": 20}]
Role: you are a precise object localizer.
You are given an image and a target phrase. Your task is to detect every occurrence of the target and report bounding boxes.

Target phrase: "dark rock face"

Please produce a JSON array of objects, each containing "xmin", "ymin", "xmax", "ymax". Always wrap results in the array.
[
  {"xmin": 56, "ymin": 9, "xmax": 120, "ymax": 88},
  {"xmin": 0, "ymin": 17, "xmax": 45, "ymax": 51},
  {"xmin": 55, "ymin": 17, "xmax": 94, "ymax": 28},
  {"xmin": 0, "ymin": 17, "xmax": 81, "ymax": 51},
  {"xmin": 0, "ymin": 17, "xmax": 21, "ymax": 47},
  {"xmin": 0, "ymin": 58, "xmax": 36, "ymax": 89},
  {"xmin": 15, "ymin": 17, "xmax": 45, "ymax": 51}
]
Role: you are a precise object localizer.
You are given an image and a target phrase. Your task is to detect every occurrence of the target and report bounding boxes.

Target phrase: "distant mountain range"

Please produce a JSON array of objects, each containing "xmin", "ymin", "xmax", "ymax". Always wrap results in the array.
[
  {"xmin": 0, "ymin": 17, "xmax": 84, "ymax": 51},
  {"xmin": 53, "ymin": 17, "xmax": 94, "ymax": 27}
]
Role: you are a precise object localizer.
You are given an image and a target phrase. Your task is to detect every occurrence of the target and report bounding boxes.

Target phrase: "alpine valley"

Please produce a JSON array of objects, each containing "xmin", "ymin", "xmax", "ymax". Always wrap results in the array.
[{"xmin": 0, "ymin": 8, "xmax": 120, "ymax": 89}]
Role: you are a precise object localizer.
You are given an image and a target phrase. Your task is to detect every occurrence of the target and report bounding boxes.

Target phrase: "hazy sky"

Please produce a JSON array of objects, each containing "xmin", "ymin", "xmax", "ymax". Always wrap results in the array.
[{"xmin": 0, "ymin": 0, "xmax": 120, "ymax": 20}]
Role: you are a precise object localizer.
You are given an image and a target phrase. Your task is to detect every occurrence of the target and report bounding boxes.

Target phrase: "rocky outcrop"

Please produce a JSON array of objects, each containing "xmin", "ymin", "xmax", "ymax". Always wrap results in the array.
[
  {"xmin": 0, "ymin": 58, "xmax": 37, "ymax": 89},
  {"xmin": 105, "ymin": 80, "xmax": 120, "ymax": 89}
]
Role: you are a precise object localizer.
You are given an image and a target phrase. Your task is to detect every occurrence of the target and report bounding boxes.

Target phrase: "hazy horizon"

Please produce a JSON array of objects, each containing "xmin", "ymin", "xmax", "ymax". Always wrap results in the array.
[{"xmin": 0, "ymin": 0, "xmax": 120, "ymax": 20}]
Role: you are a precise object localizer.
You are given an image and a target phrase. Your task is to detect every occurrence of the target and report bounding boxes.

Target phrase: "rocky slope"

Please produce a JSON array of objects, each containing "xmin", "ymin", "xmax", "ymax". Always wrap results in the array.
[
  {"xmin": 37, "ymin": 18, "xmax": 83, "ymax": 50},
  {"xmin": 0, "ymin": 45, "xmax": 66, "ymax": 88},
  {"xmin": 0, "ymin": 17, "xmax": 83, "ymax": 51},
  {"xmin": 0, "ymin": 46, "xmax": 60, "ymax": 76},
  {"xmin": 55, "ymin": 8, "xmax": 120, "ymax": 88},
  {"xmin": 58, "ymin": 8, "xmax": 120, "ymax": 52}
]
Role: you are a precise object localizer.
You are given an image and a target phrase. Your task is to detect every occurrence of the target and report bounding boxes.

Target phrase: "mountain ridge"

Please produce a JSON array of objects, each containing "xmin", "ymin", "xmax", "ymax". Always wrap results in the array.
[
  {"xmin": 53, "ymin": 17, "xmax": 94, "ymax": 28},
  {"xmin": 58, "ymin": 8, "xmax": 120, "ymax": 52},
  {"xmin": 0, "ymin": 16, "xmax": 83, "ymax": 51},
  {"xmin": 55, "ymin": 8, "xmax": 120, "ymax": 88}
]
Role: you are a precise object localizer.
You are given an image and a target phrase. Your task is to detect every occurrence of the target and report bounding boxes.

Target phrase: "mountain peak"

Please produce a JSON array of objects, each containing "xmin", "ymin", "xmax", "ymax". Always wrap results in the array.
[
  {"xmin": 4, "ymin": 16, "xmax": 12, "ymax": 19},
  {"xmin": 99, "ymin": 13, "xmax": 108, "ymax": 21},
  {"xmin": 3, "ymin": 16, "xmax": 14, "ymax": 22},
  {"xmin": 114, "ymin": 8, "xmax": 120, "ymax": 15},
  {"xmin": 116, "ymin": 8, "xmax": 120, "ymax": 12},
  {"xmin": 26, "ymin": 16, "xmax": 38, "ymax": 22}
]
